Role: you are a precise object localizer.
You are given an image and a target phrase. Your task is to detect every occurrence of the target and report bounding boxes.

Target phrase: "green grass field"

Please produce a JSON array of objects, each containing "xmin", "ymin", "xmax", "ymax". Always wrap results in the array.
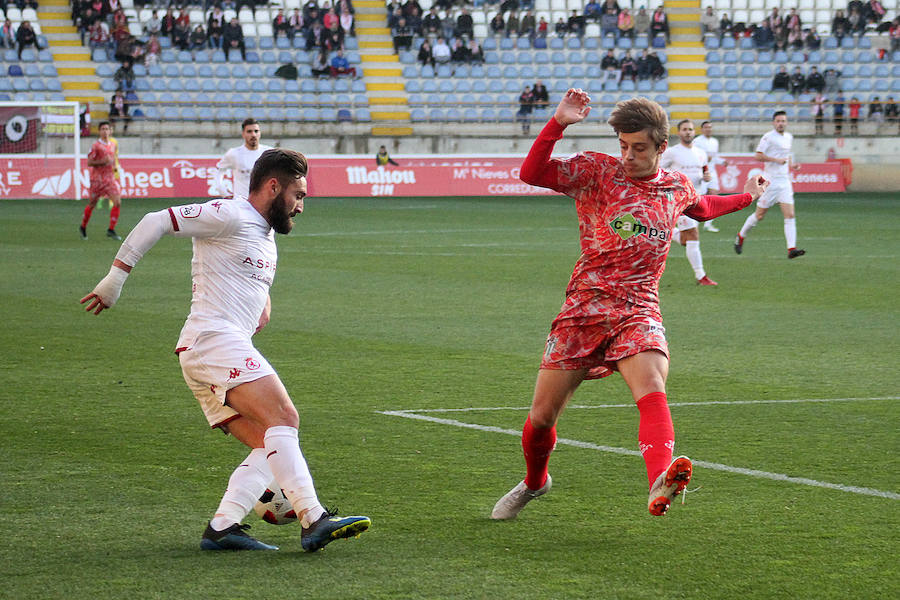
[{"xmin": 1, "ymin": 193, "xmax": 898, "ymax": 599}]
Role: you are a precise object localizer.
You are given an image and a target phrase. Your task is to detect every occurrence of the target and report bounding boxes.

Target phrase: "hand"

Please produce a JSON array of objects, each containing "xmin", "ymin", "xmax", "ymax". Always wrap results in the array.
[
  {"xmin": 553, "ymin": 88, "xmax": 591, "ymax": 126},
  {"xmin": 743, "ymin": 174, "xmax": 769, "ymax": 201},
  {"xmin": 779, "ymin": 158, "xmax": 788, "ymax": 165},
  {"xmin": 80, "ymin": 265, "xmax": 129, "ymax": 315},
  {"xmin": 80, "ymin": 292, "xmax": 109, "ymax": 315}
]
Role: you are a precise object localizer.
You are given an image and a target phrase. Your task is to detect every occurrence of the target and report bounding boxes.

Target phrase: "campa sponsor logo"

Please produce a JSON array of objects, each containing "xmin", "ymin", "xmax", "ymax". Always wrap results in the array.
[{"xmin": 608, "ymin": 213, "xmax": 670, "ymax": 241}]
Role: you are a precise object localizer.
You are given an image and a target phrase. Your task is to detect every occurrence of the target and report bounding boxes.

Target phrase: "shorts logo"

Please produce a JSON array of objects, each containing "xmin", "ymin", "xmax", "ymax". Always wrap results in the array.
[
  {"xmin": 227, "ymin": 367, "xmax": 242, "ymax": 381},
  {"xmin": 209, "ymin": 384, "xmax": 217, "ymax": 393},
  {"xmin": 609, "ymin": 212, "xmax": 669, "ymax": 242},
  {"xmin": 245, "ymin": 358, "xmax": 260, "ymax": 370},
  {"xmin": 180, "ymin": 205, "xmax": 202, "ymax": 218},
  {"xmin": 211, "ymin": 201, "xmax": 222, "ymax": 212},
  {"xmin": 544, "ymin": 335, "xmax": 557, "ymax": 358}
]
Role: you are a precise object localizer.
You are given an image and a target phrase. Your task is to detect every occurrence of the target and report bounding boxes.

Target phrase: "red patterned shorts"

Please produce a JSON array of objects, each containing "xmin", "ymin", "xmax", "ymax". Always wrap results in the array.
[
  {"xmin": 89, "ymin": 176, "xmax": 120, "ymax": 200},
  {"xmin": 540, "ymin": 306, "xmax": 669, "ymax": 380}
]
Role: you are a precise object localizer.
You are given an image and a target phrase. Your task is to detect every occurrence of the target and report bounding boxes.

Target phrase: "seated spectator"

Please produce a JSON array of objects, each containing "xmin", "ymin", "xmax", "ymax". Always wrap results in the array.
[
  {"xmin": 145, "ymin": 34, "xmax": 161, "ymax": 65},
  {"xmin": 516, "ymin": 85, "xmax": 533, "ymax": 134},
  {"xmin": 718, "ymin": 12, "xmax": 732, "ymax": 39},
  {"xmin": 306, "ymin": 21, "xmax": 326, "ymax": 51},
  {"xmin": 620, "ymin": 49, "xmax": 636, "ymax": 81},
  {"xmin": 15, "ymin": 20, "xmax": 41, "ymax": 59},
  {"xmin": 172, "ymin": 17, "xmax": 190, "ymax": 51},
  {"xmin": 785, "ymin": 8, "xmax": 801, "ymax": 32},
  {"xmin": 636, "ymin": 48, "xmax": 651, "ymax": 79},
  {"xmin": 634, "ymin": 7, "xmax": 650, "ymax": 37},
  {"xmin": 865, "ymin": 0, "xmax": 886, "ymax": 24},
  {"xmin": 823, "ymin": 68, "xmax": 840, "ymax": 94},
  {"xmin": 752, "ymin": 18, "xmax": 774, "ymax": 49},
  {"xmin": 109, "ymin": 90, "xmax": 131, "ymax": 133},
  {"xmin": 340, "ymin": 8, "xmax": 355, "ymax": 37},
  {"xmin": 288, "ymin": 9, "xmax": 305, "ymax": 42},
  {"xmin": 601, "ymin": 48, "xmax": 619, "ymax": 82},
  {"xmin": 2, "ymin": 19, "xmax": 17, "ymax": 50},
  {"xmin": 568, "ymin": 9, "xmax": 585, "ymax": 38},
  {"xmin": 583, "ymin": 0, "xmax": 601, "ymax": 23},
  {"xmin": 467, "ymin": 38, "xmax": 484, "ymax": 63},
  {"xmin": 505, "ymin": 11, "xmax": 520, "ymax": 38},
  {"xmin": 890, "ymin": 17, "xmax": 900, "ymax": 52},
  {"xmin": 16, "ymin": 0, "xmax": 39, "ymax": 9},
  {"xmin": 391, "ymin": 17, "xmax": 412, "ymax": 53},
  {"xmin": 885, "ymin": 96, "xmax": 899, "ymax": 132},
  {"xmin": 144, "ymin": 10, "xmax": 162, "ymax": 36},
  {"xmin": 805, "ymin": 28, "xmax": 820, "ymax": 50},
  {"xmin": 536, "ymin": 16, "xmax": 548, "ymax": 37},
  {"xmin": 519, "ymin": 10, "xmax": 536, "ymax": 38},
  {"xmin": 432, "ymin": 36, "xmax": 451, "ymax": 63},
  {"xmin": 554, "ymin": 17, "xmax": 567, "ymax": 37},
  {"xmin": 617, "ymin": 8, "xmax": 634, "ymax": 39},
  {"xmin": 417, "ymin": 39, "xmax": 435, "ymax": 67},
  {"xmin": 189, "ymin": 24, "xmax": 207, "ymax": 52},
  {"xmin": 450, "ymin": 38, "xmax": 469, "ymax": 62},
  {"xmin": 789, "ymin": 66, "xmax": 805, "ymax": 96},
  {"xmin": 773, "ymin": 25, "xmax": 788, "ymax": 51},
  {"xmin": 112, "ymin": 7, "xmax": 128, "ymax": 31},
  {"xmin": 787, "ymin": 26, "xmax": 804, "ymax": 50},
  {"xmin": 847, "ymin": 7, "xmax": 865, "ymax": 35},
  {"xmin": 648, "ymin": 51, "xmax": 665, "ymax": 79},
  {"xmin": 849, "ymin": 96, "xmax": 861, "ymax": 135},
  {"xmin": 208, "ymin": 7, "xmax": 225, "ymax": 48},
  {"xmin": 771, "ymin": 65, "xmax": 790, "ymax": 91},
  {"xmin": 112, "ymin": 25, "xmax": 133, "ymax": 62},
  {"xmin": 311, "ymin": 50, "xmax": 330, "ymax": 77},
  {"xmin": 650, "ymin": 7, "xmax": 669, "ymax": 43},
  {"xmin": 456, "ymin": 8, "xmax": 474, "ymax": 38},
  {"xmin": 532, "ymin": 79, "xmax": 548, "ymax": 109},
  {"xmin": 77, "ymin": 7, "xmax": 98, "ymax": 44},
  {"xmin": 868, "ymin": 96, "xmax": 884, "ymax": 122},
  {"xmin": 700, "ymin": 7, "xmax": 717, "ymax": 36},
  {"xmin": 806, "ymin": 66, "xmax": 825, "ymax": 93},
  {"xmin": 223, "ymin": 17, "xmax": 246, "ymax": 60},
  {"xmin": 323, "ymin": 7, "xmax": 339, "ymax": 31},
  {"xmin": 324, "ymin": 23, "xmax": 345, "ymax": 52},
  {"xmin": 422, "ymin": 7, "xmax": 441, "ymax": 36},
  {"xmin": 113, "ymin": 59, "xmax": 135, "ymax": 91},
  {"xmin": 600, "ymin": 7, "xmax": 617, "ymax": 38},
  {"xmin": 160, "ymin": 8, "xmax": 175, "ymax": 39},
  {"xmin": 273, "ymin": 8, "xmax": 291, "ymax": 39},
  {"xmin": 329, "ymin": 48, "xmax": 357, "ymax": 77},
  {"xmin": 89, "ymin": 21, "xmax": 111, "ymax": 52},
  {"xmin": 490, "ymin": 12, "xmax": 505, "ymax": 36}
]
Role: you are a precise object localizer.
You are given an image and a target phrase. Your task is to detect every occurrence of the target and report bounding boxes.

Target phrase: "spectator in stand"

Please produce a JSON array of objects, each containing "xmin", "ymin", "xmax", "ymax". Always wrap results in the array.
[
  {"xmin": 144, "ymin": 10, "xmax": 161, "ymax": 36},
  {"xmin": 208, "ymin": 6, "xmax": 225, "ymax": 48},
  {"xmin": 555, "ymin": 17, "xmax": 567, "ymax": 37},
  {"xmin": 15, "ymin": 20, "xmax": 41, "ymax": 59},
  {"xmin": 391, "ymin": 17, "xmax": 412, "ymax": 53},
  {"xmin": 288, "ymin": 8, "xmax": 305, "ymax": 41},
  {"xmin": 422, "ymin": 7, "xmax": 441, "ymax": 36},
  {"xmin": 537, "ymin": 15, "xmax": 548, "ymax": 37},
  {"xmin": 718, "ymin": 12, "xmax": 732, "ymax": 40},
  {"xmin": 324, "ymin": 22, "xmax": 345, "ymax": 52},
  {"xmin": 417, "ymin": 38, "xmax": 435, "ymax": 67},
  {"xmin": 223, "ymin": 17, "xmax": 246, "ymax": 60},
  {"xmin": 112, "ymin": 7, "xmax": 128, "ymax": 31},
  {"xmin": 885, "ymin": 96, "xmax": 899, "ymax": 133},
  {"xmin": 311, "ymin": 50, "xmax": 330, "ymax": 76},
  {"xmin": 89, "ymin": 20, "xmax": 111, "ymax": 52},
  {"xmin": 601, "ymin": 48, "xmax": 619, "ymax": 83},
  {"xmin": 849, "ymin": 96, "xmax": 861, "ymax": 135},
  {"xmin": 568, "ymin": 9, "xmax": 585, "ymax": 37},
  {"xmin": 601, "ymin": 0, "xmax": 619, "ymax": 14},
  {"xmin": 145, "ymin": 33, "xmax": 161, "ymax": 65},
  {"xmin": 304, "ymin": 0, "xmax": 322, "ymax": 23},
  {"xmin": 175, "ymin": 8, "xmax": 190, "ymax": 33},
  {"xmin": 583, "ymin": 0, "xmax": 601, "ymax": 23},
  {"xmin": 273, "ymin": 8, "xmax": 291, "ymax": 39},
  {"xmin": 650, "ymin": 7, "xmax": 669, "ymax": 43},
  {"xmin": 868, "ymin": 95, "xmax": 884, "ymax": 122},
  {"xmin": 532, "ymin": 79, "xmax": 548, "ymax": 110},
  {"xmin": 789, "ymin": 66, "xmax": 807, "ymax": 94},
  {"xmin": 768, "ymin": 6, "xmax": 782, "ymax": 29},
  {"xmin": 865, "ymin": 0, "xmax": 886, "ymax": 25},
  {"xmin": 467, "ymin": 38, "xmax": 484, "ymax": 62},
  {"xmin": 432, "ymin": 36, "xmax": 451, "ymax": 63},
  {"xmin": 306, "ymin": 21, "xmax": 325, "ymax": 50},
  {"xmin": 812, "ymin": 92, "xmax": 826, "ymax": 135},
  {"xmin": 516, "ymin": 85, "xmax": 533, "ymax": 134},
  {"xmin": 805, "ymin": 27, "xmax": 820, "ymax": 50},
  {"xmin": 323, "ymin": 6, "xmax": 339, "ymax": 31},
  {"xmin": 456, "ymin": 8, "xmax": 474, "ymax": 38},
  {"xmin": 15, "ymin": 0, "xmax": 39, "ymax": 10},
  {"xmin": 620, "ymin": 49, "xmax": 637, "ymax": 81},
  {"xmin": 109, "ymin": 90, "xmax": 131, "ymax": 133},
  {"xmin": 823, "ymin": 68, "xmax": 840, "ymax": 95},
  {"xmin": 832, "ymin": 9, "xmax": 849, "ymax": 41},
  {"xmin": 773, "ymin": 25, "xmax": 788, "ymax": 51},
  {"xmin": 172, "ymin": 15, "xmax": 190, "ymax": 50},
  {"xmin": 700, "ymin": 6, "xmax": 717, "ymax": 35},
  {"xmin": 189, "ymin": 24, "xmax": 207, "ymax": 52},
  {"xmin": 440, "ymin": 10, "xmax": 455, "ymax": 40},
  {"xmin": 634, "ymin": 6, "xmax": 650, "ymax": 37},
  {"xmin": 636, "ymin": 48, "xmax": 651, "ymax": 80},
  {"xmin": 806, "ymin": 66, "xmax": 824, "ymax": 93},
  {"xmin": 113, "ymin": 59, "xmax": 135, "ymax": 91},
  {"xmin": 833, "ymin": 91, "xmax": 845, "ymax": 135},
  {"xmin": 2, "ymin": 19, "xmax": 15, "ymax": 49},
  {"xmin": 648, "ymin": 50, "xmax": 665, "ymax": 79},
  {"xmin": 787, "ymin": 25, "xmax": 804, "ymax": 49},
  {"xmin": 847, "ymin": 7, "xmax": 865, "ymax": 36},
  {"xmin": 617, "ymin": 7, "xmax": 634, "ymax": 39},
  {"xmin": 77, "ymin": 7, "xmax": 98, "ymax": 44},
  {"xmin": 160, "ymin": 7, "xmax": 175, "ymax": 40},
  {"xmin": 450, "ymin": 38, "xmax": 469, "ymax": 62},
  {"xmin": 752, "ymin": 18, "xmax": 774, "ymax": 49},
  {"xmin": 772, "ymin": 65, "xmax": 790, "ymax": 91},
  {"xmin": 490, "ymin": 12, "xmax": 505, "ymax": 36},
  {"xmin": 889, "ymin": 17, "xmax": 900, "ymax": 52},
  {"xmin": 519, "ymin": 10, "xmax": 536, "ymax": 38},
  {"xmin": 785, "ymin": 8, "xmax": 801, "ymax": 31},
  {"xmin": 329, "ymin": 48, "xmax": 356, "ymax": 77},
  {"xmin": 506, "ymin": 11, "xmax": 520, "ymax": 37},
  {"xmin": 340, "ymin": 7, "xmax": 354, "ymax": 36},
  {"xmin": 600, "ymin": 7, "xmax": 617, "ymax": 38}
]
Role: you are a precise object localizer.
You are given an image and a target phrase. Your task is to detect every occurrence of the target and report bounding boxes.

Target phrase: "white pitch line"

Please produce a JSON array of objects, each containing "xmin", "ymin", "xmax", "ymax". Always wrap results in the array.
[{"xmin": 377, "ymin": 399, "xmax": 900, "ymax": 501}]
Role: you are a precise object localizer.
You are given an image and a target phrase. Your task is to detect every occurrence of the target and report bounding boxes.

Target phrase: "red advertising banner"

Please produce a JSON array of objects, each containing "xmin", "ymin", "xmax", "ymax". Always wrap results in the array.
[
  {"xmin": 0, "ymin": 154, "xmax": 845, "ymax": 200},
  {"xmin": 0, "ymin": 107, "xmax": 40, "ymax": 154}
]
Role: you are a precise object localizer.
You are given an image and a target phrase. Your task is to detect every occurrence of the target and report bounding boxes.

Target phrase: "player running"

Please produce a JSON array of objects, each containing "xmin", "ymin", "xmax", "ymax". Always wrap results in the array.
[
  {"xmin": 80, "ymin": 121, "xmax": 123, "ymax": 240},
  {"xmin": 693, "ymin": 120, "xmax": 727, "ymax": 232},
  {"xmin": 660, "ymin": 119, "xmax": 717, "ymax": 286},
  {"xmin": 215, "ymin": 118, "xmax": 271, "ymax": 200},
  {"xmin": 491, "ymin": 90, "xmax": 768, "ymax": 520},
  {"xmin": 81, "ymin": 149, "xmax": 370, "ymax": 552},
  {"xmin": 735, "ymin": 110, "xmax": 806, "ymax": 259}
]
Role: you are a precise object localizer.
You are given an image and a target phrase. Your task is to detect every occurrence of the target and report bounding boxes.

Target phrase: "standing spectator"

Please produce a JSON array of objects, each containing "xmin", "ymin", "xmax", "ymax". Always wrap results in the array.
[
  {"xmin": 223, "ymin": 17, "xmax": 246, "ymax": 60},
  {"xmin": 868, "ymin": 96, "xmax": 884, "ymax": 122},
  {"xmin": 532, "ymin": 79, "xmax": 548, "ymax": 110},
  {"xmin": 391, "ymin": 17, "xmax": 412, "ymax": 53},
  {"xmin": 432, "ymin": 36, "xmax": 451, "ymax": 63},
  {"xmin": 884, "ymin": 96, "xmax": 899, "ymax": 133},
  {"xmin": 771, "ymin": 65, "xmax": 789, "ymax": 92},
  {"xmin": 417, "ymin": 38, "xmax": 435, "ymax": 67},
  {"xmin": 700, "ymin": 6, "xmax": 717, "ymax": 35},
  {"xmin": 375, "ymin": 145, "xmax": 398, "ymax": 166},
  {"xmin": 15, "ymin": 20, "xmax": 41, "ymax": 59},
  {"xmin": 812, "ymin": 92, "xmax": 826, "ymax": 135},
  {"xmin": 516, "ymin": 85, "xmax": 533, "ymax": 134},
  {"xmin": 833, "ymin": 91, "xmax": 845, "ymax": 136},
  {"xmin": 108, "ymin": 90, "xmax": 131, "ymax": 133},
  {"xmin": 650, "ymin": 7, "xmax": 669, "ymax": 43},
  {"xmin": 805, "ymin": 66, "xmax": 824, "ymax": 94},
  {"xmin": 329, "ymin": 48, "xmax": 356, "ymax": 77},
  {"xmin": 208, "ymin": 6, "xmax": 225, "ymax": 48},
  {"xmin": 849, "ymin": 96, "xmax": 861, "ymax": 135},
  {"xmin": 273, "ymin": 8, "xmax": 291, "ymax": 39},
  {"xmin": 789, "ymin": 66, "xmax": 805, "ymax": 96}
]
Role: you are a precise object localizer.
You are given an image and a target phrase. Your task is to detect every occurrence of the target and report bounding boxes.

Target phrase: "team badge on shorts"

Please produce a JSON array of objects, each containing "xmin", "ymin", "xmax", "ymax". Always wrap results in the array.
[{"xmin": 245, "ymin": 357, "xmax": 260, "ymax": 370}]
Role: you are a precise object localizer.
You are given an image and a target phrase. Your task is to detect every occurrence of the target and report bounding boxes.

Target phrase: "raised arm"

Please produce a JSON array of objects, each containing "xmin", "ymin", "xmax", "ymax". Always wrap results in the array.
[
  {"xmin": 684, "ymin": 174, "xmax": 768, "ymax": 221},
  {"xmin": 520, "ymin": 88, "xmax": 591, "ymax": 190}
]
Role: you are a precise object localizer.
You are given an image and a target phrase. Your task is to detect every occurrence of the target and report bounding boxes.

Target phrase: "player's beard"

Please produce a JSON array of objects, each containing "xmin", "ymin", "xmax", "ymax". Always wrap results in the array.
[{"xmin": 268, "ymin": 188, "xmax": 294, "ymax": 234}]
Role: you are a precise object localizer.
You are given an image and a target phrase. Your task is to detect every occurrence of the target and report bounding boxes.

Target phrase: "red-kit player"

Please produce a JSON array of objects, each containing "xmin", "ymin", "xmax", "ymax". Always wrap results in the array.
[
  {"xmin": 80, "ymin": 121, "xmax": 123, "ymax": 241},
  {"xmin": 491, "ymin": 90, "xmax": 769, "ymax": 519}
]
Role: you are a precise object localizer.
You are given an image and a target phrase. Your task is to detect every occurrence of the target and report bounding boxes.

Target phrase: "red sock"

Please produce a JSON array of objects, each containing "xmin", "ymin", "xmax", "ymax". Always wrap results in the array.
[
  {"xmin": 637, "ymin": 392, "xmax": 674, "ymax": 487},
  {"xmin": 81, "ymin": 204, "xmax": 94, "ymax": 228},
  {"xmin": 109, "ymin": 206, "xmax": 120, "ymax": 230},
  {"xmin": 522, "ymin": 414, "xmax": 556, "ymax": 490}
]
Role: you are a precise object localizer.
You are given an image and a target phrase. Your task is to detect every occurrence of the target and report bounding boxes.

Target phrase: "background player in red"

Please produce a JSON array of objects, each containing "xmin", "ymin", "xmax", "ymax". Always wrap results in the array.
[
  {"xmin": 491, "ymin": 90, "xmax": 769, "ymax": 520},
  {"xmin": 80, "ymin": 121, "xmax": 123, "ymax": 241}
]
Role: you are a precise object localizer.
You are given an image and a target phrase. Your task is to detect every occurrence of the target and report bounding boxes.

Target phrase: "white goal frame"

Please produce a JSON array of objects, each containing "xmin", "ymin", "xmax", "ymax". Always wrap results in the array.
[{"xmin": 0, "ymin": 101, "xmax": 81, "ymax": 201}]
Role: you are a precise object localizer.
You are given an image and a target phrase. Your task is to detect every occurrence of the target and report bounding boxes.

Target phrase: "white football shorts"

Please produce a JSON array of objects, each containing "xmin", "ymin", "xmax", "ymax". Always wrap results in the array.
[
  {"xmin": 178, "ymin": 331, "xmax": 276, "ymax": 429},
  {"xmin": 676, "ymin": 215, "xmax": 699, "ymax": 231},
  {"xmin": 756, "ymin": 179, "xmax": 794, "ymax": 209}
]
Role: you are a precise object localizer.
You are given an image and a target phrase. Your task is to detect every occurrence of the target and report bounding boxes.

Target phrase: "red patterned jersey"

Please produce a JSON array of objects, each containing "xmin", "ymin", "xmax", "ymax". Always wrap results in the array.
[{"xmin": 88, "ymin": 139, "xmax": 116, "ymax": 183}]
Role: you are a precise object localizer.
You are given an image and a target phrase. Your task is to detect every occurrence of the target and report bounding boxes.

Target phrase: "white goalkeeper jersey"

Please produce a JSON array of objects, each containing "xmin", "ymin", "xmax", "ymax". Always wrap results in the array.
[
  {"xmin": 167, "ymin": 198, "xmax": 276, "ymax": 349},
  {"xmin": 660, "ymin": 143, "xmax": 708, "ymax": 189},
  {"xmin": 756, "ymin": 129, "xmax": 793, "ymax": 183},
  {"xmin": 216, "ymin": 144, "xmax": 272, "ymax": 199}
]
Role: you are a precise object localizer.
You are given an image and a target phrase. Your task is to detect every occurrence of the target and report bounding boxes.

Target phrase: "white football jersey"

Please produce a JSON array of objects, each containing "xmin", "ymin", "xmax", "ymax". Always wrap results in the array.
[
  {"xmin": 216, "ymin": 144, "xmax": 272, "ymax": 200},
  {"xmin": 693, "ymin": 134, "xmax": 721, "ymax": 164},
  {"xmin": 660, "ymin": 143, "xmax": 708, "ymax": 189},
  {"xmin": 756, "ymin": 130, "xmax": 793, "ymax": 181},
  {"xmin": 167, "ymin": 199, "xmax": 276, "ymax": 348}
]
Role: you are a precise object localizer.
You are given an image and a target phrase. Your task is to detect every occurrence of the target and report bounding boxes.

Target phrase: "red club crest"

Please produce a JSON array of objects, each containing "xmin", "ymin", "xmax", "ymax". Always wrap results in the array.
[{"xmin": 245, "ymin": 358, "xmax": 260, "ymax": 370}]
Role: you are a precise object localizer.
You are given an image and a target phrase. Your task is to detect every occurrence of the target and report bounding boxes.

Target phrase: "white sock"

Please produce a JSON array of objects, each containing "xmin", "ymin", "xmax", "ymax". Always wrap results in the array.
[
  {"xmin": 784, "ymin": 217, "xmax": 797, "ymax": 249},
  {"xmin": 210, "ymin": 448, "xmax": 272, "ymax": 531},
  {"xmin": 264, "ymin": 425, "xmax": 325, "ymax": 528},
  {"xmin": 739, "ymin": 213, "xmax": 759, "ymax": 239},
  {"xmin": 685, "ymin": 240, "xmax": 705, "ymax": 279}
]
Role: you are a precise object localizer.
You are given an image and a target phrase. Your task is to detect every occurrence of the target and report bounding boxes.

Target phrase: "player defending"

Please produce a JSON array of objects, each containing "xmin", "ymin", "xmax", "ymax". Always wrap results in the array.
[
  {"xmin": 215, "ymin": 118, "xmax": 271, "ymax": 200},
  {"xmin": 81, "ymin": 149, "xmax": 370, "ymax": 552},
  {"xmin": 80, "ymin": 121, "xmax": 123, "ymax": 241},
  {"xmin": 693, "ymin": 120, "xmax": 727, "ymax": 232},
  {"xmin": 491, "ymin": 91, "xmax": 768, "ymax": 519},
  {"xmin": 735, "ymin": 111, "xmax": 806, "ymax": 259},
  {"xmin": 660, "ymin": 119, "xmax": 718, "ymax": 286}
]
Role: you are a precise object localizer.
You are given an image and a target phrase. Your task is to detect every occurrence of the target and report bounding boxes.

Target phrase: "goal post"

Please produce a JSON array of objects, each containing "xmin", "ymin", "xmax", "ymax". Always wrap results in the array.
[{"xmin": 0, "ymin": 101, "xmax": 81, "ymax": 201}]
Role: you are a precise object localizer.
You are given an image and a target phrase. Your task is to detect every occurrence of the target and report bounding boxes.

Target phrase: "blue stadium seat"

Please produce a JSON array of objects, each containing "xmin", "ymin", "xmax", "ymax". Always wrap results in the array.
[
  {"xmin": 857, "ymin": 65, "xmax": 873, "ymax": 77},
  {"xmin": 516, "ymin": 37, "xmax": 531, "ymax": 50},
  {"xmin": 549, "ymin": 37, "xmax": 564, "ymax": 50},
  {"xmin": 739, "ymin": 51, "xmax": 754, "ymax": 63},
  {"xmin": 422, "ymin": 79, "xmax": 438, "ymax": 93},
  {"xmin": 706, "ymin": 51, "xmax": 720, "ymax": 63},
  {"xmin": 739, "ymin": 65, "xmax": 754, "ymax": 78},
  {"xmin": 355, "ymin": 108, "xmax": 371, "ymax": 122},
  {"xmin": 584, "ymin": 37, "xmax": 599, "ymax": 49},
  {"xmin": 704, "ymin": 36, "xmax": 719, "ymax": 49},
  {"xmin": 757, "ymin": 65, "xmax": 772, "ymax": 77},
  {"xmin": 100, "ymin": 79, "xmax": 116, "ymax": 92},
  {"xmin": 857, "ymin": 51, "xmax": 874, "ymax": 63},
  {"xmin": 456, "ymin": 79, "xmax": 472, "ymax": 93},
  {"xmin": 410, "ymin": 108, "xmax": 426, "ymax": 122},
  {"xmin": 720, "ymin": 36, "xmax": 735, "ymax": 49}
]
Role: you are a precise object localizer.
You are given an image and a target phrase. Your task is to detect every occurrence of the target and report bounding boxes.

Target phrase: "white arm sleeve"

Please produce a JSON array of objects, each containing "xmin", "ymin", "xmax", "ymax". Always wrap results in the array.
[{"xmin": 114, "ymin": 208, "xmax": 174, "ymax": 268}]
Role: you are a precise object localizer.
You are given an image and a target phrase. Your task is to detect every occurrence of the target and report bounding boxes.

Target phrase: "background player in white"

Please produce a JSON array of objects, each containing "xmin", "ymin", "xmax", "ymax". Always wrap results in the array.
[
  {"xmin": 735, "ymin": 111, "xmax": 806, "ymax": 259},
  {"xmin": 660, "ymin": 119, "xmax": 718, "ymax": 286},
  {"xmin": 81, "ymin": 149, "xmax": 370, "ymax": 552},
  {"xmin": 214, "ymin": 118, "xmax": 272, "ymax": 200},
  {"xmin": 693, "ymin": 120, "xmax": 727, "ymax": 232}
]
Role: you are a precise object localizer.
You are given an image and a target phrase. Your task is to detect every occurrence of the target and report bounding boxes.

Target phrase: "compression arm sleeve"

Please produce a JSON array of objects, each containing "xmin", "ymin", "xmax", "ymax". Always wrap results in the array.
[
  {"xmin": 519, "ymin": 118, "xmax": 566, "ymax": 190},
  {"xmin": 114, "ymin": 209, "xmax": 175, "ymax": 268},
  {"xmin": 683, "ymin": 193, "xmax": 753, "ymax": 221}
]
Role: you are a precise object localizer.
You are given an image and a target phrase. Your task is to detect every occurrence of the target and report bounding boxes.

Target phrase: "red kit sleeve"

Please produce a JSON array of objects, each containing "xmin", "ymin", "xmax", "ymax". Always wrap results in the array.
[
  {"xmin": 519, "ymin": 118, "xmax": 567, "ymax": 191},
  {"xmin": 684, "ymin": 193, "xmax": 753, "ymax": 221}
]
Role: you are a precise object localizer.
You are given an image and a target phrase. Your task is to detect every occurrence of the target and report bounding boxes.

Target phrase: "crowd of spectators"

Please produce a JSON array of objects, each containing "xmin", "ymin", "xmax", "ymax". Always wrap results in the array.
[{"xmin": 0, "ymin": 18, "xmax": 44, "ymax": 58}]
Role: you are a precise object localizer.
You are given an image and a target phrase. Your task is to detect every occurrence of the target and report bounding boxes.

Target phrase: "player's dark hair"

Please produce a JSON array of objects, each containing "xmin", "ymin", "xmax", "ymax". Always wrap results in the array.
[
  {"xmin": 249, "ymin": 148, "xmax": 308, "ymax": 193},
  {"xmin": 700, "ymin": 121, "xmax": 711, "ymax": 128},
  {"xmin": 241, "ymin": 118, "xmax": 259, "ymax": 130},
  {"xmin": 773, "ymin": 110, "xmax": 787, "ymax": 120},
  {"xmin": 677, "ymin": 119, "xmax": 693, "ymax": 129},
  {"xmin": 98, "ymin": 121, "xmax": 111, "ymax": 129},
  {"xmin": 608, "ymin": 97, "xmax": 669, "ymax": 148}
]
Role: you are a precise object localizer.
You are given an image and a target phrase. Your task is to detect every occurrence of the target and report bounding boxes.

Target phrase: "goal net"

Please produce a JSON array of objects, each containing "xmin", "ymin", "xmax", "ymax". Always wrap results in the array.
[{"xmin": 0, "ymin": 101, "xmax": 81, "ymax": 200}]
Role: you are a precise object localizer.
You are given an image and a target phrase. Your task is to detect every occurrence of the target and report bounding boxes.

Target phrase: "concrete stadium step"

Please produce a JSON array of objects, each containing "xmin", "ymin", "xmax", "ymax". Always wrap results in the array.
[{"xmin": 353, "ymin": 0, "xmax": 409, "ymax": 120}]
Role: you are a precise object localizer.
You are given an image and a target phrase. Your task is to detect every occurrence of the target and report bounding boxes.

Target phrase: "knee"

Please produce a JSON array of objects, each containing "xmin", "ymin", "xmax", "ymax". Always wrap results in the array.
[{"xmin": 529, "ymin": 408, "xmax": 557, "ymax": 429}]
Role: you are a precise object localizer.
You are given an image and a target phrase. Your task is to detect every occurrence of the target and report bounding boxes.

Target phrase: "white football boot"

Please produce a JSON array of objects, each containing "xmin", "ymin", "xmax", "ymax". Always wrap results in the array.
[{"xmin": 491, "ymin": 475, "xmax": 552, "ymax": 520}]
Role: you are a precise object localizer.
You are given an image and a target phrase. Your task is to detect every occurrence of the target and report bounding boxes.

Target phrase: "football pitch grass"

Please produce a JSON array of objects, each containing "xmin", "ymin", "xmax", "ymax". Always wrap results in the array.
[{"xmin": 1, "ymin": 192, "xmax": 898, "ymax": 599}]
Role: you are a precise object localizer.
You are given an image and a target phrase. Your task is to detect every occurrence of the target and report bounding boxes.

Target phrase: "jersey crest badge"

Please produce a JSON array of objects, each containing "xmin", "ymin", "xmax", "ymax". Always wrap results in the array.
[{"xmin": 180, "ymin": 205, "xmax": 202, "ymax": 218}]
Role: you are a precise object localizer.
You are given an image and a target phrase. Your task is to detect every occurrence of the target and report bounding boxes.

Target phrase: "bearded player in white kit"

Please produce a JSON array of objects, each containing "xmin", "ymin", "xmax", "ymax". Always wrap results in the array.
[
  {"xmin": 660, "ymin": 119, "xmax": 718, "ymax": 286},
  {"xmin": 215, "ymin": 118, "xmax": 272, "ymax": 200},
  {"xmin": 734, "ymin": 111, "xmax": 806, "ymax": 259},
  {"xmin": 81, "ymin": 149, "xmax": 370, "ymax": 552}
]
